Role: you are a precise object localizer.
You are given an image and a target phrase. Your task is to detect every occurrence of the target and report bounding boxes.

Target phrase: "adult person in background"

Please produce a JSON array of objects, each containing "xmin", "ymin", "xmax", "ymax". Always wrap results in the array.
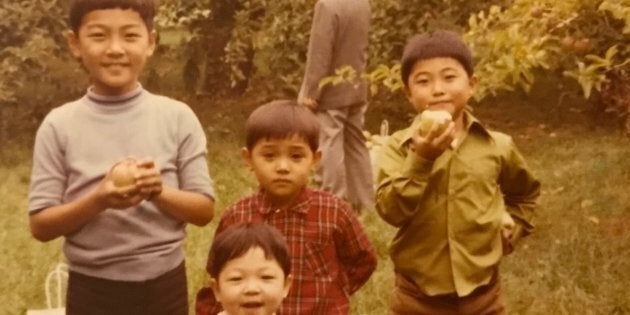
[{"xmin": 298, "ymin": 0, "xmax": 373, "ymax": 213}]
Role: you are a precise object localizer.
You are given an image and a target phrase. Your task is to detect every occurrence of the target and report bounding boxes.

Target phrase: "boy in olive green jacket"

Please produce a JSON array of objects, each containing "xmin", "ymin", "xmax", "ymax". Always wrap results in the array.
[{"xmin": 375, "ymin": 30, "xmax": 541, "ymax": 315}]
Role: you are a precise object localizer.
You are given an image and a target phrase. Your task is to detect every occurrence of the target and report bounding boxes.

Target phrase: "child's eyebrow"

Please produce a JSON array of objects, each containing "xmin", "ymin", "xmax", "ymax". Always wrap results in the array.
[
  {"xmin": 83, "ymin": 23, "xmax": 145, "ymax": 31},
  {"xmin": 440, "ymin": 67, "xmax": 459, "ymax": 72},
  {"xmin": 288, "ymin": 144, "xmax": 309, "ymax": 150}
]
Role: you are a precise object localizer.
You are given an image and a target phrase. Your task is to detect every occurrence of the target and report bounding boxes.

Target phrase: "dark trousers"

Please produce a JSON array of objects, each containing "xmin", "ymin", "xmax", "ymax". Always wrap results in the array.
[
  {"xmin": 66, "ymin": 262, "xmax": 188, "ymax": 315},
  {"xmin": 390, "ymin": 272, "xmax": 506, "ymax": 315}
]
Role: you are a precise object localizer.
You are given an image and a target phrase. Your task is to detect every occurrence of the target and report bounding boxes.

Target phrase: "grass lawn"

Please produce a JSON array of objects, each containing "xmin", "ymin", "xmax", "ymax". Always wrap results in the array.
[{"xmin": 2, "ymin": 88, "xmax": 629, "ymax": 314}]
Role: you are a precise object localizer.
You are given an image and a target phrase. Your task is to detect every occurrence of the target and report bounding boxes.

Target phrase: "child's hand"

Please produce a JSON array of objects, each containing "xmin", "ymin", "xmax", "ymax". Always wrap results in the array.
[
  {"xmin": 301, "ymin": 97, "xmax": 318, "ymax": 111},
  {"xmin": 134, "ymin": 158, "xmax": 163, "ymax": 201},
  {"xmin": 501, "ymin": 227, "xmax": 514, "ymax": 255},
  {"xmin": 98, "ymin": 158, "xmax": 144, "ymax": 209},
  {"xmin": 410, "ymin": 121, "xmax": 455, "ymax": 160}
]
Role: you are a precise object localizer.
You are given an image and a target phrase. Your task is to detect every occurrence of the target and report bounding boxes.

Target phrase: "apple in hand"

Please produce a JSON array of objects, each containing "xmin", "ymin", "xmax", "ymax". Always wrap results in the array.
[
  {"xmin": 418, "ymin": 110, "xmax": 452, "ymax": 137},
  {"xmin": 110, "ymin": 159, "xmax": 138, "ymax": 188}
]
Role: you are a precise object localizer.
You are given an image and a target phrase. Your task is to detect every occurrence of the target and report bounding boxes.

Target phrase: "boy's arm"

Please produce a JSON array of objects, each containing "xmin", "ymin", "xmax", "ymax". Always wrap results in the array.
[
  {"xmin": 298, "ymin": 0, "xmax": 336, "ymax": 105},
  {"xmin": 499, "ymin": 137, "xmax": 541, "ymax": 244},
  {"xmin": 149, "ymin": 187, "xmax": 214, "ymax": 226},
  {"xmin": 28, "ymin": 121, "xmax": 147, "ymax": 241},
  {"xmin": 29, "ymin": 181, "xmax": 142, "ymax": 242},
  {"xmin": 335, "ymin": 205, "xmax": 377, "ymax": 294},
  {"xmin": 375, "ymin": 134, "xmax": 434, "ymax": 227},
  {"xmin": 154, "ymin": 107, "xmax": 215, "ymax": 226}
]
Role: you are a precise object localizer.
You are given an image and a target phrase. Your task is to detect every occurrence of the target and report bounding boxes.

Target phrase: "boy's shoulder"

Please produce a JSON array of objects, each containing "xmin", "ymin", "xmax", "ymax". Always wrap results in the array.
[
  {"xmin": 143, "ymin": 91, "xmax": 194, "ymax": 112},
  {"xmin": 306, "ymin": 188, "xmax": 356, "ymax": 217},
  {"xmin": 44, "ymin": 97, "xmax": 87, "ymax": 122},
  {"xmin": 472, "ymin": 121, "xmax": 515, "ymax": 149},
  {"xmin": 222, "ymin": 188, "xmax": 355, "ymax": 218}
]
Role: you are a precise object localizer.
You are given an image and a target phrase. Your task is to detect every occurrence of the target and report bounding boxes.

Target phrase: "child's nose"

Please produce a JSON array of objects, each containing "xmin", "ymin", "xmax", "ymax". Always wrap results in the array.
[
  {"xmin": 106, "ymin": 37, "xmax": 125, "ymax": 55},
  {"xmin": 243, "ymin": 280, "xmax": 262, "ymax": 294},
  {"xmin": 276, "ymin": 158, "xmax": 290, "ymax": 172},
  {"xmin": 431, "ymin": 81, "xmax": 445, "ymax": 95}
]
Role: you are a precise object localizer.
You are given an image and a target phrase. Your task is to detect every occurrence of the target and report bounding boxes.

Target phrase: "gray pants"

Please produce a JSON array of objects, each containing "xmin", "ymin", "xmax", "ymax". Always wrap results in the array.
[{"xmin": 316, "ymin": 103, "xmax": 374, "ymax": 210}]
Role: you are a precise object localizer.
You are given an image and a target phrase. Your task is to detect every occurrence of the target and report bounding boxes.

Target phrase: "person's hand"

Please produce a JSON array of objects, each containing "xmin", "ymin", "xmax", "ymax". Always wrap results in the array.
[
  {"xmin": 134, "ymin": 158, "xmax": 163, "ymax": 201},
  {"xmin": 97, "ymin": 158, "xmax": 144, "ymax": 209},
  {"xmin": 501, "ymin": 227, "xmax": 514, "ymax": 255},
  {"xmin": 409, "ymin": 121, "xmax": 455, "ymax": 160},
  {"xmin": 302, "ymin": 97, "xmax": 318, "ymax": 111}
]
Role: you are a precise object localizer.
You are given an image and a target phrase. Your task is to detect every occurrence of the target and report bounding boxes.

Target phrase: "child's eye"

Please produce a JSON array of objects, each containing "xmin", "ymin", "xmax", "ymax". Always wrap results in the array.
[
  {"xmin": 262, "ymin": 153, "xmax": 275, "ymax": 159},
  {"xmin": 290, "ymin": 153, "xmax": 304, "ymax": 160},
  {"xmin": 261, "ymin": 274, "xmax": 276, "ymax": 280},
  {"xmin": 125, "ymin": 33, "xmax": 141, "ymax": 40},
  {"xmin": 227, "ymin": 276, "xmax": 242, "ymax": 282},
  {"xmin": 415, "ymin": 79, "xmax": 429, "ymax": 85},
  {"xmin": 87, "ymin": 33, "xmax": 105, "ymax": 40}
]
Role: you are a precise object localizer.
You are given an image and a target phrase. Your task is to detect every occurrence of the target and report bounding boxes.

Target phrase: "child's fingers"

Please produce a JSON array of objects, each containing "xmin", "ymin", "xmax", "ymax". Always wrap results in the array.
[
  {"xmin": 432, "ymin": 122, "xmax": 455, "ymax": 142},
  {"xmin": 136, "ymin": 159, "xmax": 155, "ymax": 168},
  {"xmin": 500, "ymin": 228, "xmax": 514, "ymax": 255}
]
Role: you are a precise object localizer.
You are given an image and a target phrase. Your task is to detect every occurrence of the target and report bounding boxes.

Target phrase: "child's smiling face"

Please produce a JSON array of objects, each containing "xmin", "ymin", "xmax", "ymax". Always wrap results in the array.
[
  {"xmin": 67, "ymin": 8, "xmax": 156, "ymax": 96},
  {"xmin": 405, "ymin": 57, "xmax": 477, "ymax": 122},
  {"xmin": 211, "ymin": 246, "xmax": 292, "ymax": 315}
]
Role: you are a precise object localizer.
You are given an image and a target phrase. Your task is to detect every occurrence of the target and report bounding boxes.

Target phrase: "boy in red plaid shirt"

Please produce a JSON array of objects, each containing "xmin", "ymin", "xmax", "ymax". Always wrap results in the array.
[{"xmin": 196, "ymin": 100, "xmax": 377, "ymax": 314}]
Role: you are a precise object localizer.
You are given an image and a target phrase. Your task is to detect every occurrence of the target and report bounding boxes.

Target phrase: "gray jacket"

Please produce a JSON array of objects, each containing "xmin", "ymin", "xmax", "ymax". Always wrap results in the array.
[{"xmin": 298, "ymin": 0, "xmax": 370, "ymax": 110}]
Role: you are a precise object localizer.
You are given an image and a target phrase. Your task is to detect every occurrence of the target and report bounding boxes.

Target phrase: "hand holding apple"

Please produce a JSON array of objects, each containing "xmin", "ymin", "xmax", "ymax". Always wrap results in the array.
[
  {"xmin": 418, "ymin": 110, "xmax": 452, "ymax": 137},
  {"xmin": 110, "ymin": 159, "xmax": 138, "ymax": 188},
  {"xmin": 133, "ymin": 158, "xmax": 163, "ymax": 201},
  {"xmin": 100, "ymin": 158, "xmax": 144, "ymax": 209}
]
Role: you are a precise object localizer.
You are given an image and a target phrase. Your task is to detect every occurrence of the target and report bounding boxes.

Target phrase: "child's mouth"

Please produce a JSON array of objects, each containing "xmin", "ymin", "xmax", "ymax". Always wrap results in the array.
[{"xmin": 241, "ymin": 301, "xmax": 264, "ymax": 308}]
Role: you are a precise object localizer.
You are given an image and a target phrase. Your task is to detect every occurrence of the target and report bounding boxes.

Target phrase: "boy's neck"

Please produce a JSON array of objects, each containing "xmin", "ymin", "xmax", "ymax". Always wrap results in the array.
[{"xmin": 87, "ymin": 84, "xmax": 143, "ymax": 103}]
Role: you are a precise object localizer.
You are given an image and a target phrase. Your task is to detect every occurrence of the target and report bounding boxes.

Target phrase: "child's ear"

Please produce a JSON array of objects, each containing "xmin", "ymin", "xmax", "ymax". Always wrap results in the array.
[
  {"xmin": 65, "ymin": 30, "xmax": 81, "ymax": 59},
  {"xmin": 469, "ymin": 74, "xmax": 479, "ymax": 89},
  {"xmin": 209, "ymin": 278, "xmax": 221, "ymax": 302},
  {"xmin": 311, "ymin": 150, "xmax": 322, "ymax": 170},
  {"xmin": 467, "ymin": 74, "xmax": 479, "ymax": 99},
  {"xmin": 241, "ymin": 147, "xmax": 253, "ymax": 169},
  {"xmin": 283, "ymin": 274, "xmax": 294, "ymax": 298},
  {"xmin": 146, "ymin": 30, "xmax": 158, "ymax": 57},
  {"xmin": 403, "ymin": 85, "xmax": 413, "ymax": 103}
]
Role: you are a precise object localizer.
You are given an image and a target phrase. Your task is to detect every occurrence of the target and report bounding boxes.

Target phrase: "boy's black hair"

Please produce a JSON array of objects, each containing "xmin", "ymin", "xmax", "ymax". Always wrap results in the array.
[
  {"xmin": 69, "ymin": 0, "xmax": 156, "ymax": 33},
  {"xmin": 208, "ymin": 222, "xmax": 291, "ymax": 278},
  {"xmin": 400, "ymin": 30, "xmax": 474, "ymax": 86},
  {"xmin": 245, "ymin": 99, "xmax": 320, "ymax": 152}
]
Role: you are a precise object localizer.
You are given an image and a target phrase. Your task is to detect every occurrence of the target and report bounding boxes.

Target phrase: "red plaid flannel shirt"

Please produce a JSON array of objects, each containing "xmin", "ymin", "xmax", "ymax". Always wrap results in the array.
[{"xmin": 196, "ymin": 188, "xmax": 377, "ymax": 315}]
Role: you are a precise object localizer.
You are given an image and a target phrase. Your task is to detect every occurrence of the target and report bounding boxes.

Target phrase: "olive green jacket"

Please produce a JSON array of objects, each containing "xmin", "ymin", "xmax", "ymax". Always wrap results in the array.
[{"xmin": 375, "ymin": 111, "xmax": 541, "ymax": 297}]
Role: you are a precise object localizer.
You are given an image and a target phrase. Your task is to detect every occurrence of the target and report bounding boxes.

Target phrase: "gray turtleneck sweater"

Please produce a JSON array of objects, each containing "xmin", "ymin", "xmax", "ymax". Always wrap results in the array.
[{"xmin": 28, "ymin": 85, "xmax": 215, "ymax": 281}]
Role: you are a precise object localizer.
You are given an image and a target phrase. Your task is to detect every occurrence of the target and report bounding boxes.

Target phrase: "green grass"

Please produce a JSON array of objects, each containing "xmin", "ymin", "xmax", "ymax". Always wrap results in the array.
[{"xmin": 2, "ymin": 90, "xmax": 630, "ymax": 314}]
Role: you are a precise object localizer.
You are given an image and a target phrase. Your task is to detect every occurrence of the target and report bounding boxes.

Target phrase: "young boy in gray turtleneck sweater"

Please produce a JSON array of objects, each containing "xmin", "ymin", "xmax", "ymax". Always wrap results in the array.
[{"xmin": 27, "ymin": 1, "xmax": 215, "ymax": 314}]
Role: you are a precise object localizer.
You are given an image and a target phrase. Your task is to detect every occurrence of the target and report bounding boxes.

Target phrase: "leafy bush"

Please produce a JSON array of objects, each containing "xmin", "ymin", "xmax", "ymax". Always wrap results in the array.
[
  {"xmin": 465, "ymin": 0, "xmax": 630, "ymax": 132},
  {"xmin": 221, "ymin": 0, "xmax": 506, "ymax": 96},
  {"xmin": 0, "ymin": 0, "xmax": 80, "ymax": 143}
]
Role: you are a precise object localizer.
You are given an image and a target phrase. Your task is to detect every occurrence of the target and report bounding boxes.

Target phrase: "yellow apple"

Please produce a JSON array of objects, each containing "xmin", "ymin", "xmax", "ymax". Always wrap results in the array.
[
  {"xmin": 418, "ymin": 110, "xmax": 452, "ymax": 137},
  {"xmin": 111, "ymin": 160, "xmax": 138, "ymax": 188}
]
